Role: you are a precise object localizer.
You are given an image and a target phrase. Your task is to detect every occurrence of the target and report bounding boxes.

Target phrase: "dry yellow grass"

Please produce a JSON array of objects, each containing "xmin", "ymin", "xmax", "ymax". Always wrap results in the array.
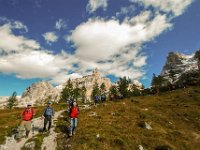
[{"xmin": 56, "ymin": 87, "xmax": 200, "ymax": 150}]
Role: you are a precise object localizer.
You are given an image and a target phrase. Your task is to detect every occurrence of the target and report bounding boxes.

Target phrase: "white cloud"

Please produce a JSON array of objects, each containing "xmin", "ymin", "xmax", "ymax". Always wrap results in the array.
[
  {"xmin": 55, "ymin": 19, "xmax": 67, "ymax": 30},
  {"xmin": 0, "ymin": 17, "xmax": 28, "ymax": 32},
  {"xmin": 0, "ymin": 23, "xmax": 76, "ymax": 85},
  {"xmin": 87, "ymin": 0, "xmax": 108, "ymax": 13},
  {"xmin": 49, "ymin": 72, "xmax": 82, "ymax": 85},
  {"xmin": 13, "ymin": 21, "xmax": 28, "ymax": 32},
  {"xmin": 70, "ymin": 14, "xmax": 172, "ymax": 61},
  {"xmin": 0, "ymin": 24, "xmax": 39, "ymax": 53},
  {"xmin": 68, "ymin": 11, "xmax": 172, "ymax": 80},
  {"xmin": 131, "ymin": 0, "xmax": 193, "ymax": 17},
  {"xmin": 42, "ymin": 32, "xmax": 58, "ymax": 43},
  {"xmin": 0, "ymin": 0, "xmax": 194, "ymax": 85},
  {"xmin": 116, "ymin": 5, "xmax": 136, "ymax": 17}
]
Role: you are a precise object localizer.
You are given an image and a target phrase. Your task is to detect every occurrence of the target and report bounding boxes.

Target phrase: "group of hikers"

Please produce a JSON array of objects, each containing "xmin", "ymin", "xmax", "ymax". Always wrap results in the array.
[
  {"xmin": 94, "ymin": 92, "xmax": 107, "ymax": 104},
  {"xmin": 16, "ymin": 96, "xmax": 79, "ymax": 141}
]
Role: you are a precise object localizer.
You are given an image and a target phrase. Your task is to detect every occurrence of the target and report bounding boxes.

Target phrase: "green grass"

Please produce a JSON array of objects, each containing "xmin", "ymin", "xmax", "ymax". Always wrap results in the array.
[{"xmin": 56, "ymin": 86, "xmax": 200, "ymax": 150}]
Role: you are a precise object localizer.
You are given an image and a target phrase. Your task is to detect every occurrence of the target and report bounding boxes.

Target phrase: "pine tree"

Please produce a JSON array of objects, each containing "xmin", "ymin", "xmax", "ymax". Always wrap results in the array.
[
  {"xmin": 109, "ymin": 85, "xmax": 118, "ymax": 99},
  {"xmin": 80, "ymin": 86, "xmax": 87, "ymax": 103},
  {"xmin": 60, "ymin": 79, "xmax": 74, "ymax": 101},
  {"xmin": 100, "ymin": 83, "xmax": 106, "ymax": 93},
  {"xmin": 130, "ymin": 84, "xmax": 141, "ymax": 96},
  {"xmin": 73, "ymin": 82, "xmax": 81, "ymax": 100},
  {"xmin": 117, "ymin": 77, "xmax": 131, "ymax": 98},
  {"xmin": 7, "ymin": 92, "xmax": 17, "ymax": 109},
  {"xmin": 91, "ymin": 81, "xmax": 100, "ymax": 101}
]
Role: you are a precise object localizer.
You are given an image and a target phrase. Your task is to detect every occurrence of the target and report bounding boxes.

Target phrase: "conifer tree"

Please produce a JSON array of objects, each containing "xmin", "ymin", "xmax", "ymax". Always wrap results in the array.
[
  {"xmin": 60, "ymin": 79, "xmax": 74, "ymax": 101},
  {"xmin": 91, "ymin": 81, "xmax": 100, "ymax": 101},
  {"xmin": 117, "ymin": 76, "xmax": 131, "ymax": 98},
  {"xmin": 7, "ymin": 92, "xmax": 17, "ymax": 109}
]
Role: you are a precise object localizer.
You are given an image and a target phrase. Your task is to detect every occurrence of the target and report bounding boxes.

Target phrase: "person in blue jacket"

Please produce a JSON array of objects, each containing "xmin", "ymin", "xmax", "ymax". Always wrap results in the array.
[{"xmin": 42, "ymin": 101, "xmax": 54, "ymax": 132}]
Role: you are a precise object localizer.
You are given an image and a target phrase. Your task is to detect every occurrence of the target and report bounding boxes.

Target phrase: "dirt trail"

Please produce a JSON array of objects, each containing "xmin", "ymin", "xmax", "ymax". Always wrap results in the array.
[
  {"xmin": 0, "ymin": 110, "xmax": 65, "ymax": 150},
  {"xmin": 41, "ymin": 110, "xmax": 64, "ymax": 150}
]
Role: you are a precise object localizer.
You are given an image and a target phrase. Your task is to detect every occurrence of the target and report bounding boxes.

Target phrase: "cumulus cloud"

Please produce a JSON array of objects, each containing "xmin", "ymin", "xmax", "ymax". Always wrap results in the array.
[
  {"xmin": 42, "ymin": 32, "xmax": 58, "ymax": 43},
  {"xmin": 71, "ymin": 13, "xmax": 171, "ymax": 60},
  {"xmin": 68, "ymin": 11, "xmax": 172, "ymax": 80},
  {"xmin": 0, "ymin": 0, "xmax": 194, "ymax": 85},
  {"xmin": 49, "ymin": 72, "xmax": 82, "ymax": 85},
  {"xmin": 0, "ymin": 23, "xmax": 76, "ymax": 84},
  {"xmin": 55, "ymin": 19, "xmax": 67, "ymax": 30},
  {"xmin": 130, "ymin": 0, "xmax": 193, "ymax": 17},
  {"xmin": 87, "ymin": 0, "xmax": 108, "ymax": 13},
  {"xmin": 0, "ymin": 24, "xmax": 39, "ymax": 53}
]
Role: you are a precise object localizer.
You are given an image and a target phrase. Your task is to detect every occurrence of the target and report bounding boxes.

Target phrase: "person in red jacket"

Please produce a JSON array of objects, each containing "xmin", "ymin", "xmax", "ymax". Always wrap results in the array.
[
  {"xmin": 18, "ymin": 103, "xmax": 36, "ymax": 139},
  {"xmin": 69, "ymin": 101, "xmax": 79, "ymax": 137}
]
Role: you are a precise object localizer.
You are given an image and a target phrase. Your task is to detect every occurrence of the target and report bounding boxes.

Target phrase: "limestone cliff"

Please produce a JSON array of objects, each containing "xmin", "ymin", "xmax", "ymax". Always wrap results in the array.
[
  {"xmin": 161, "ymin": 52, "xmax": 198, "ymax": 82},
  {"xmin": 19, "ymin": 81, "xmax": 60, "ymax": 106}
]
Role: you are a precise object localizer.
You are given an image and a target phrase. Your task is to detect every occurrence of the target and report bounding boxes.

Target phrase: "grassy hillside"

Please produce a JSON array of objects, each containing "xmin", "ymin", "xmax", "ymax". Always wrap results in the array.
[{"xmin": 56, "ymin": 87, "xmax": 200, "ymax": 150}]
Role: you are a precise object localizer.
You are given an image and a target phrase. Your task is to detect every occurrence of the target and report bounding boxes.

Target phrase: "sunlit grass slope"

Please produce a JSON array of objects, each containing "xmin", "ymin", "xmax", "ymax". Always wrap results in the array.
[{"xmin": 56, "ymin": 87, "xmax": 200, "ymax": 150}]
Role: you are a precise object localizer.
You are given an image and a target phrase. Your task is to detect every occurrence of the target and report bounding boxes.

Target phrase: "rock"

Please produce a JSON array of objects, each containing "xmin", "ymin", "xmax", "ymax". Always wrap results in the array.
[
  {"xmin": 138, "ymin": 145, "xmax": 145, "ymax": 150},
  {"xmin": 24, "ymin": 141, "xmax": 35, "ymax": 150},
  {"xmin": 89, "ymin": 112, "xmax": 97, "ymax": 117},
  {"xmin": 169, "ymin": 121, "xmax": 173, "ymax": 125},
  {"xmin": 96, "ymin": 134, "xmax": 100, "ymax": 139},
  {"xmin": 111, "ymin": 112, "xmax": 116, "ymax": 116},
  {"xmin": 142, "ymin": 108, "xmax": 148, "ymax": 111},
  {"xmin": 138, "ymin": 121, "xmax": 152, "ymax": 130},
  {"xmin": 19, "ymin": 81, "xmax": 60, "ymax": 106},
  {"xmin": 79, "ymin": 104, "xmax": 92, "ymax": 110}
]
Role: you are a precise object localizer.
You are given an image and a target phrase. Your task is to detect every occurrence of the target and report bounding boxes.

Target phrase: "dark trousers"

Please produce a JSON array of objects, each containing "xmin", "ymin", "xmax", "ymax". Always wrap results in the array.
[{"xmin": 43, "ymin": 116, "xmax": 52, "ymax": 131}]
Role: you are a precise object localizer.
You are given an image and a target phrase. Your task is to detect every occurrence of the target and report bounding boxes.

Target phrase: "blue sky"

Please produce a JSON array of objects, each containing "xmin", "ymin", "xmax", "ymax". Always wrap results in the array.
[{"xmin": 0, "ymin": 0, "xmax": 200, "ymax": 96}]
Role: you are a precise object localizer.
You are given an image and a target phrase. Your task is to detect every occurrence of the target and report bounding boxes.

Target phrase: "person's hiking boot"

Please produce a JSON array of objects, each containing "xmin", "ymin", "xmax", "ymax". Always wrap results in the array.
[
  {"xmin": 25, "ymin": 130, "xmax": 30, "ymax": 138},
  {"xmin": 42, "ymin": 129, "xmax": 47, "ymax": 133},
  {"xmin": 69, "ymin": 132, "xmax": 72, "ymax": 137},
  {"xmin": 73, "ymin": 131, "xmax": 76, "ymax": 135}
]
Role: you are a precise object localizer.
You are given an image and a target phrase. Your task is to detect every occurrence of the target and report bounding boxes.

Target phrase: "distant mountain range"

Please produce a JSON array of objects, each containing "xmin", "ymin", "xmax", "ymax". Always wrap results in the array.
[{"xmin": 1, "ymin": 51, "xmax": 198, "ymax": 108}]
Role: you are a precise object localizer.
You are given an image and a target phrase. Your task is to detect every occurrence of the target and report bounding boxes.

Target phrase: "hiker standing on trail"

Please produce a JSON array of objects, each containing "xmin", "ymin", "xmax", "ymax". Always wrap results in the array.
[
  {"xmin": 68, "ymin": 96, "xmax": 73, "ymax": 110},
  {"xmin": 18, "ymin": 103, "xmax": 36, "ymax": 138},
  {"xmin": 42, "ymin": 101, "xmax": 55, "ymax": 132},
  {"xmin": 69, "ymin": 100, "xmax": 79, "ymax": 136},
  {"xmin": 94, "ymin": 94, "xmax": 99, "ymax": 105},
  {"xmin": 101, "ymin": 92, "xmax": 106, "ymax": 103}
]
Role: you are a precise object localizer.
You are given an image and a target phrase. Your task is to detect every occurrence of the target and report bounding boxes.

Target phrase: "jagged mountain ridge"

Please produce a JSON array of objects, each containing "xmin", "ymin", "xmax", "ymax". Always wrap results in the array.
[
  {"xmin": 161, "ymin": 52, "xmax": 198, "ymax": 82},
  {"xmin": 19, "ymin": 81, "xmax": 60, "ymax": 106},
  {"xmin": 59, "ymin": 69, "xmax": 112, "ymax": 102},
  {"xmin": 19, "ymin": 69, "xmax": 112, "ymax": 105}
]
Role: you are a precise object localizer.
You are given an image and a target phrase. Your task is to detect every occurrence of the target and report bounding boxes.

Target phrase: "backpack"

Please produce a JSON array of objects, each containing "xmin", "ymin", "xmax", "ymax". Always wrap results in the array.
[
  {"xmin": 68, "ymin": 99, "xmax": 73, "ymax": 108},
  {"xmin": 22, "ymin": 108, "xmax": 34, "ymax": 121},
  {"xmin": 44, "ymin": 107, "xmax": 54, "ymax": 117}
]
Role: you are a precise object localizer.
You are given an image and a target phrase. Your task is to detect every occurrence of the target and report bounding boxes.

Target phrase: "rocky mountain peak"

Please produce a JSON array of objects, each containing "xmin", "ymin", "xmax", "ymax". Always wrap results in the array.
[
  {"xmin": 65, "ymin": 69, "xmax": 112, "ymax": 102},
  {"xmin": 19, "ymin": 81, "xmax": 60, "ymax": 106},
  {"xmin": 161, "ymin": 51, "xmax": 198, "ymax": 82}
]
